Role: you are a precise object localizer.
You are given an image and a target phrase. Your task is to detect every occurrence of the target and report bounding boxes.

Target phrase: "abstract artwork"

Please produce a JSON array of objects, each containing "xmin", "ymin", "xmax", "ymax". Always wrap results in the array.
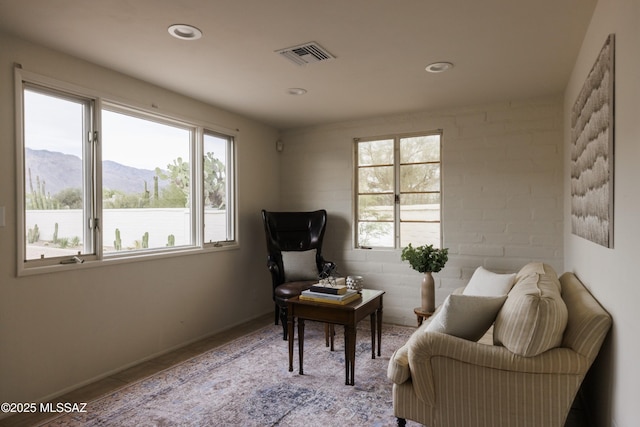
[{"xmin": 570, "ymin": 34, "xmax": 615, "ymax": 248}]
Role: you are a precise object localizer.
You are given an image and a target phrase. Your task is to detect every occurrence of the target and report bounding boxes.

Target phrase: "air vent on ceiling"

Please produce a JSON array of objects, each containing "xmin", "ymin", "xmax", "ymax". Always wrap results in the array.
[{"xmin": 275, "ymin": 41, "xmax": 336, "ymax": 66}]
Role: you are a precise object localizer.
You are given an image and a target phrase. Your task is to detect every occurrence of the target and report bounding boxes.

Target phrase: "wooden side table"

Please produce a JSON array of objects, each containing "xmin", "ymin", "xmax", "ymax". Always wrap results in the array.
[
  {"xmin": 287, "ymin": 289, "xmax": 384, "ymax": 385},
  {"xmin": 414, "ymin": 307, "xmax": 434, "ymax": 326}
]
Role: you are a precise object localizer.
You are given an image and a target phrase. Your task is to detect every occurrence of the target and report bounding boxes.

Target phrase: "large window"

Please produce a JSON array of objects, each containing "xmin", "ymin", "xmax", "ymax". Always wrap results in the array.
[
  {"xmin": 17, "ymin": 70, "xmax": 236, "ymax": 272},
  {"xmin": 101, "ymin": 107, "xmax": 194, "ymax": 253},
  {"xmin": 355, "ymin": 132, "xmax": 442, "ymax": 249}
]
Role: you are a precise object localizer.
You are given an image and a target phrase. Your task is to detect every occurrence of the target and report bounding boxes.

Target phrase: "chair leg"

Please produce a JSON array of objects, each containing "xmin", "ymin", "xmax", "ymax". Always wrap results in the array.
[
  {"xmin": 279, "ymin": 306, "xmax": 288, "ymax": 340},
  {"xmin": 396, "ymin": 418, "xmax": 406, "ymax": 427},
  {"xmin": 274, "ymin": 304, "xmax": 280, "ymax": 325}
]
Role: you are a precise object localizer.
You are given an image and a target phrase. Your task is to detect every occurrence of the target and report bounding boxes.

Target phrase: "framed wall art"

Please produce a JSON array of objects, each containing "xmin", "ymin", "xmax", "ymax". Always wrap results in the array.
[{"xmin": 570, "ymin": 34, "xmax": 615, "ymax": 248}]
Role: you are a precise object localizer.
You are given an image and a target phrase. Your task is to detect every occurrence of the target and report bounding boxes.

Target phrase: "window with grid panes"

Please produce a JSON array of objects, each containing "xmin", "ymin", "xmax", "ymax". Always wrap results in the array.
[{"xmin": 355, "ymin": 132, "xmax": 442, "ymax": 249}]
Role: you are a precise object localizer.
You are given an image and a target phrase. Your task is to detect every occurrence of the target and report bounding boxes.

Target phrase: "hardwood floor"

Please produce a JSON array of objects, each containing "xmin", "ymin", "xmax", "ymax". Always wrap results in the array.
[{"xmin": 0, "ymin": 314, "xmax": 273, "ymax": 427}]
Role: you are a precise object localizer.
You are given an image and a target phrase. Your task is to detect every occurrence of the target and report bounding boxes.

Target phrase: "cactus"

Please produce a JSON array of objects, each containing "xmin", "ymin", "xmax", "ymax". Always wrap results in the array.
[
  {"xmin": 27, "ymin": 224, "xmax": 40, "ymax": 244},
  {"xmin": 53, "ymin": 223, "xmax": 59, "ymax": 244},
  {"xmin": 153, "ymin": 176, "xmax": 159, "ymax": 207},
  {"xmin": 114, "ymin": 228, "xmax": 122, "ymax": 250},
  {"xmin": 27, "ymin": 168, "xmax": 57, "ymax": 210},
  {"xmin": 142, "ymin": 181, "xmax": 150, "ymax": 207},
  {"xmin": 167, "ymin": 234, "xmax": 175, "ymax": 247},
  {"xmin": 142, "ymin": 232, "xmax": 149, "ymax": 249}
]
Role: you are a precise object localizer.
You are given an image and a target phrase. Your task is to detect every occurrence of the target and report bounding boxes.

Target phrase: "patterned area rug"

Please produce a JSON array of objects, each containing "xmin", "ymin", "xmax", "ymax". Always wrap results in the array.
[{"xmin": 43, "ymin": 322, "xmax": 416, "ymax": 426}]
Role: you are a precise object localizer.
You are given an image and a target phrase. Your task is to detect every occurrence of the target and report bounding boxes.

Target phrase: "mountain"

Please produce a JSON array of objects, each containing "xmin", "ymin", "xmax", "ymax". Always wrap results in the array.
[
  {"xmin": 25, "ymin": 148, "xmax": 167, "ymax": 196},
  {"xmin": 102, "ymin": 159, "xmax": 166, "ymax": 194}
]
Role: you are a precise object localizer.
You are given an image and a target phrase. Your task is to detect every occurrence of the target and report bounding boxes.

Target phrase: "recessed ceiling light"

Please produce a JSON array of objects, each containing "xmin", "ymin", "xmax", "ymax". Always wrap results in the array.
[
  {"xmin": 425, "ymin": 62, "xmax": 454, "ymax": 73},
  {"xmin": 168, "ymin": 24, "xmax": 203, "ymax": 40},
  {"xmin": 287, "ymin": 88, "xmax": 307, "ymax": 95}
]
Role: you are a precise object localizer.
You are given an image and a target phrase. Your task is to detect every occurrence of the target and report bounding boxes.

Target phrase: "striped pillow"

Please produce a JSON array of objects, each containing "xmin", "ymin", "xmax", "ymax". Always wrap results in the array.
[{"xmin": 493, "ymin": 263, "xmax": 568, "ymax": 357}]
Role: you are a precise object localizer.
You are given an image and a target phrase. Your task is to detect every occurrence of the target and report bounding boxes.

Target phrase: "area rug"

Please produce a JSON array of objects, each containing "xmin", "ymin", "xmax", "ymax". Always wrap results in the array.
[{"xmin": 42, "ymin": 322, "xmax": 417, "ymax": 426}]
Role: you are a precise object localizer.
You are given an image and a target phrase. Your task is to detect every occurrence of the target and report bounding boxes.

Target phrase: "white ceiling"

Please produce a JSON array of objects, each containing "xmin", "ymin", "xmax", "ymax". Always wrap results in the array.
[{"xmin": 0, "ymin": 0, "xmax": 596, "ymax": 130}]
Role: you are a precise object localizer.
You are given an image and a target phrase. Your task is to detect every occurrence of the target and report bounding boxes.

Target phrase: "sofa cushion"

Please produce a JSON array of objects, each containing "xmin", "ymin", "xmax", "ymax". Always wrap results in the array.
[
  {"xmin": 463, "ymin": 266, "xmax": 517, "ymax": 296},
  {"xmin": 281, "ymin": 249, "xmax": 318, "ymax": 282},
  {"xmin": 493, "ymin": 263, "xmax": 568, "ymax": 357},
  {"xmin": 425, "ymin": 294, "xmax": 507, "ymax": 341}
]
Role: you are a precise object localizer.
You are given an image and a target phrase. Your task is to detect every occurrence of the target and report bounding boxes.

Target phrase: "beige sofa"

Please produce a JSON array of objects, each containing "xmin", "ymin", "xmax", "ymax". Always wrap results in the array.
[{"xmin": 387, "ymin": 263, "xmax": 611, "ymax": 427}]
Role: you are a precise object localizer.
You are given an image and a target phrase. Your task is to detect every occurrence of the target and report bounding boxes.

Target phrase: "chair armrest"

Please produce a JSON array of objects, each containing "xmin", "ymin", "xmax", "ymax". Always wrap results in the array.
[
  {"xmin": 266, "ymin": 257, "xmax": 283, "ymax": 291},
  {"xmin": 266, "ymin": 258, "xmax": 279, "ymax": 275},
  {"xmin": 406, "ymin": 331, "xmax": 590, "ymax": 407}
]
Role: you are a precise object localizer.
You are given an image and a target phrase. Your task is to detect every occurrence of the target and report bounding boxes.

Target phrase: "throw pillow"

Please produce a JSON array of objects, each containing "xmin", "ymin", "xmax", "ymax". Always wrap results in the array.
[
  {"xmin": 493, "ymin": 263, "xmax": 568, "ymax": 357},
  {"xmin": 425, "ymin": 294, "xmax": 507, "ymax": 341},
  {"xmin": 463, "ymin": 266, "xmax": 516, "ymax": 297},
  {"xmin": 282, "ymin": 249, "xmax": 318, "ymax": 282}
]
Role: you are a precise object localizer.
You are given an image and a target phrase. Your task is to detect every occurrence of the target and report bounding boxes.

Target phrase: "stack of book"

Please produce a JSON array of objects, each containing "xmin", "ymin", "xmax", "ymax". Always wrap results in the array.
[{"xmin": 300, "ymin": 281, "xmax": 361, "ymax": 305}]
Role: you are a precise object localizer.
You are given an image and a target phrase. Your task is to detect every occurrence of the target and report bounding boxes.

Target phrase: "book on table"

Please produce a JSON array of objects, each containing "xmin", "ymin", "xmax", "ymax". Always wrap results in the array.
[
  {"xmin": 299, "ymin": 289, "xmax": 361, "ymax": 305},
  {"xmin": 309, "ymin": 283, "xmax": 348, "ymax": 295}
]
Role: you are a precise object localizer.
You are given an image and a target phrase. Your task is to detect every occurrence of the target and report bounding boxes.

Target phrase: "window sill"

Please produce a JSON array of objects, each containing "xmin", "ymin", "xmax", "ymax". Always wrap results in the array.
[{"xmin": 17, "ymin": 243, "xmax": 239, "ymax": 277}]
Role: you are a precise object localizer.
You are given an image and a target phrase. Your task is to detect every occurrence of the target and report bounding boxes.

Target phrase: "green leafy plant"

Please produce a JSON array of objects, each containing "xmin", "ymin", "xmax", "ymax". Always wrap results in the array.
[{"xmin": 401, "ymin": 243, "xmax": 449, "ymax": 273}]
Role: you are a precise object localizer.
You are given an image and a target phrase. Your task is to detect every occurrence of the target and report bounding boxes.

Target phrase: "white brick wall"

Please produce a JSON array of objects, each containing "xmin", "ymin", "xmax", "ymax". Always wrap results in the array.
[{"xmin": 279, "ymin": 97, "xmax": 563, "ymax": 325}]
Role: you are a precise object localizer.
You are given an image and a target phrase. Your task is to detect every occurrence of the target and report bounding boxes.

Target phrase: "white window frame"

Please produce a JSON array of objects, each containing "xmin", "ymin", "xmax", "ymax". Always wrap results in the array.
[
  {"xmin": 15, "ymin": 68, "xmax": 238, "ymax": 276},
  {"xmin": 202, "ymin": 129, "xmax": 236, "ymax": 246},
  {"xmin": 354, "ymin": 131, "xmax": 443, "ymax": 250}
]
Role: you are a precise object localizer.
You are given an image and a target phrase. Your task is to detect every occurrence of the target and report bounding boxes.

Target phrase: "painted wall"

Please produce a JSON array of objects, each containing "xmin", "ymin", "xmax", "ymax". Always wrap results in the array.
[
  {"xmin": 0, "ymin": 33, "xmax": 279, "ymax": 404},
  {"xmin": 563, "ymin": 0, "xmax": 640, "ymax": 425},
  {"xmin": 280, "ymin": 97, "xmax": 564, "ymax": 326}
]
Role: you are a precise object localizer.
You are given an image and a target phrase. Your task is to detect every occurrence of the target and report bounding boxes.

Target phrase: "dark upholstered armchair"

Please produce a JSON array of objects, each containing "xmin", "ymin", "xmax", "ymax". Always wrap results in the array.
[{"xmin": 262, "ymin": 209, "xmax": 335, "ymax": 339}]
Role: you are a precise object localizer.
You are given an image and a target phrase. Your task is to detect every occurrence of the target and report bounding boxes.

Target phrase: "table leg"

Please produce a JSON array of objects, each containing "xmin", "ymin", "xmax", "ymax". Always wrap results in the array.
[
  {"xmin": 330, "ymin": 324, "xmax": 335, "ymax": 351},
  {"xmin": 343, "ymin": 325, "xmax": 348, "ymax": 384},
  {"xmin": 370, "ymin": 312, "xmax": 376, "ymax": 359},
  {"xmin": 345, "ymin": 324, "xmax": 356, "ymax": 385},
  {"xmin": 298, "ymin": 318, "xmax": 305, "ymax": 375},
  {"xmin": 288, "ymin": 313, "xmax": 294, "ymax": 372},
  {"xmin": 324, "ymin": 323, "xmax": 330, "ymax": 347},
  {"xmin": 377, "ymin": 306, "xmax": 383, "ymax": 357}
]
